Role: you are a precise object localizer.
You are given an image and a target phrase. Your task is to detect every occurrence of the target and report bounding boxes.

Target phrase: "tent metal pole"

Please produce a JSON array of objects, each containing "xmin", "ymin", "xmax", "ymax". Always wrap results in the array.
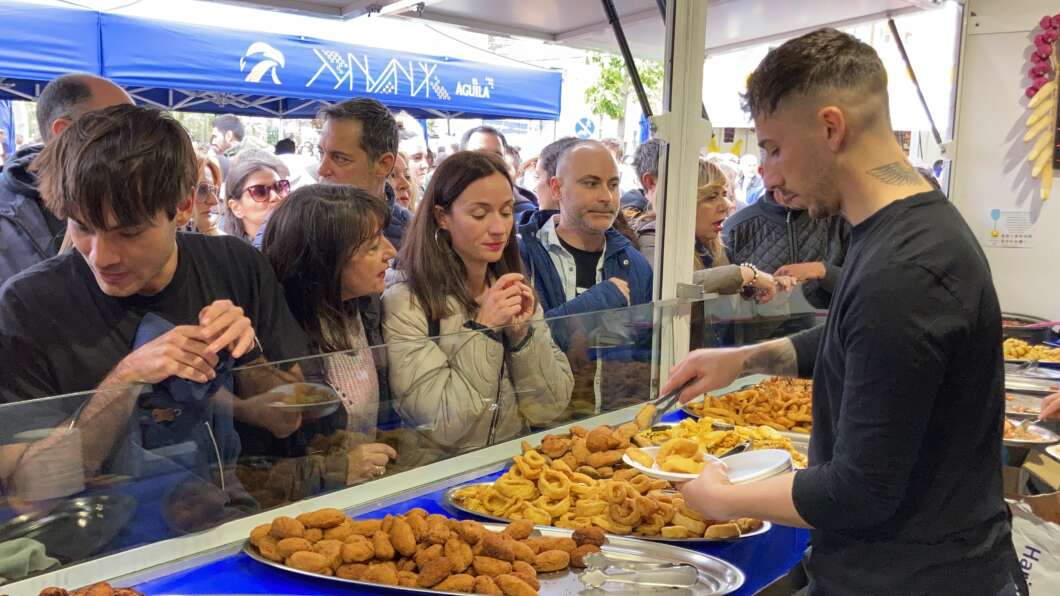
[{"xmin": 600, "ymin": 0, "xmax": 654, "ymax": 119}]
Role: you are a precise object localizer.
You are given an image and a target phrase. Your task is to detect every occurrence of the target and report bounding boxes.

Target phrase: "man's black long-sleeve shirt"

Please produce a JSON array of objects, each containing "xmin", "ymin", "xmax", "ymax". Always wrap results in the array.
[{"xmin": 788, "ymin": 191, "xmax": 1019, "ymax": 595}]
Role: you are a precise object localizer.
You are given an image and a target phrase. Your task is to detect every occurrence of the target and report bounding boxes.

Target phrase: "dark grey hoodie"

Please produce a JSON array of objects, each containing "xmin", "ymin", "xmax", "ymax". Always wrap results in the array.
[{"xmin": 0, "ymin": 144, "xmax": 65, "ymax": 288}]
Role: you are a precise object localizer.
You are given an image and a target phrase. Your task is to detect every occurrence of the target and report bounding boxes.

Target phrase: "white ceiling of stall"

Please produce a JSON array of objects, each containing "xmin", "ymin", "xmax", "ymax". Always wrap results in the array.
[{"xmin": 214, "ymin": 0, "xmax": 943, "ymax": 58}]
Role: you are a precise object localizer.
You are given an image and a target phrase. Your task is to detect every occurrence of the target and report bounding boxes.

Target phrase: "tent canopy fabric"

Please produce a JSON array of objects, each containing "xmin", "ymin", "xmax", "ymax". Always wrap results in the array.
[{"xmin": 0, "ymin": 1, "xmax": 562, "ymax": 120}]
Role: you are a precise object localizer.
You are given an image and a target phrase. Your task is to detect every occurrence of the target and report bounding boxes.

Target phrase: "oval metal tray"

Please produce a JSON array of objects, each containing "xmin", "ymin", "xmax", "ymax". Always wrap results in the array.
[
  {"xmin": 244, "ymin": 521, "xmax": 745, "ymax": 595},
  {"xmin": 441, "ymin": 484, "xmax": 771, "ymax": 543}
]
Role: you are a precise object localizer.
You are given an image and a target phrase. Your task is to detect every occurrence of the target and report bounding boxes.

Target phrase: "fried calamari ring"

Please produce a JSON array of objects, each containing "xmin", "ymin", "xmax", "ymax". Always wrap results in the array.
[
  {"xmin": 482, "ymin": 490, "xmax": 517, "ymax": 515},
  {"xmin": 534, "ymin": 495, "xmax": 571, "ymax": 518},
  {"xmin": 634, "ymin": 514, "xmax": 665, "ymax": 536},
  {"xmin": 590, "ymin": 514, "xmax": 633, "ymax": 535},
  {"xmin": 549, "ymin": 458, "xmax": 574, "ymax": 477},
  {"xmin": 601, "ymin": 481, "xmax": 629, "ymax": 505},
  {"xmin": 537, "ymin": 469, "xmax": 572, "ymax": 499},
  {"xmin": 611, "ymin": 467, "xmax": 641, "ymax": 483},
  {"xmin": 496, "ymin": 476, "xmax": 536, "ymax": 500},
  {"xmin": 520, "ymin": 503, "xmax": 552, "ymax": 526},
  {"xmin": 511, "ymin": 456, "xmax": 544, "ymax": 481},
  {"xmin": 634, "ymin": 495, "xmax": 659, "ymax": 518},
  {"xmin": 629, "ymin": 474, "xmax": 656, "ymax": 494},
  {"xmin": 574, "ymin": 499, "xmax": 608, "ymax": 517},
  {"xmin": 660, "ymin": 455, "xmax": 704, "ymax": 474},
  {"xmin": 657, "ymin": 438, "xmax": 700, "ymax": 461},
  {"xmin": 569, "ymin": 473, "xmax": 598, "ymax": 497},
  {"xmin": 608, "ymin": 499, "xmax": 641, "ymax": 527}
]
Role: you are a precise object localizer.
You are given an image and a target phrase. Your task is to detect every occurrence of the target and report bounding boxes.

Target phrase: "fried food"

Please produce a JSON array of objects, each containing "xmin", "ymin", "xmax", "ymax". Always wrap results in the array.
[
  {"xmin": 623, "ymin": 446, "xmax": 655, "ymax": 469},
  {"xmin": 1005, "ymin": 338, "xmax": 1060, "ymax": 362},
  {"xmin": 473, "ymin": 575, "xmax": 504, "ymax": 595},
  {"xmin": 660, "ymin": 455, "xmax": 705, "ymax": 474},
  {"xmin": 586, "ymin": 427, "xmax": 613, "ymax": 452},
  {"xmin": 297, "ymin": 508, "xmax": 346, "ymax": 529},
  {"xmin": 276, "ymin": 537, "xmax": 313, "ymax": 560},
  {"xmin": 510, "ymin": 570, "xmax": 540, "ymax": 591},
  {"xmin": 405, "ymin": 513, "xmax": 428, "ymax": 541},
  {"xmin": 363, "ymin": 562, "xmax": 399, "ymax": 585},
  {"xmin": 304, "ymin": 528, "xmax": 323, "ymax": 543},
  {"xmin": 389, "ymin": 516, "xmax": 418, "ymax": 557},
  {"xmin": 435, "ymin": 574, "xmax": 475, "ymax": 592},
  {"xmin": 496, "ymin": 574, "xmax": 537, "ymax": 596},
  {"xmin": 313, "ymin": 539, "xmax": 344, "ymax": 571},
  {"xmin": 372, "ymin": 531, "xmax": 396, "ymax": 561},
  {"xmin": 350, "ymin": 519, "xmax": 383, "ymax": 536},
  {"xmin": 341, "ymin": 535, "xmax": 375, "ymax": 563},
  {"xmin": 286, "ymin": 551, "xmax": 331, "ymax": 575},
  {"xmin": 417, "ymin": 556, "xmax": 453, "ymax": 588},
  {"xmin": 457, "ymin": 520, "xmax": 486, "ymax": 545},
  {"xmin": 502, "ymin": 518, "xmax": 534, "ymax": 541},
  {"xmin": 587, "ymin": 449, "xmax": 624, "ymax": 468},
  {"xmin": 269, "ymin": 516, "xmax": 305, "ymax": 539},
  {"xmin": 323, "ymin": 520, "xmax": 356, "ymax": 542},
  {"xmin": 704, "ymin": 522, "xmax": 741, "ymax": 539},
  {"xmin": 336, "ymin": 563, "xmax": 368, "ymax": 580},
  {"xmin": 473, "ymin": 555, "xmax": 513, "ymax": 577},
  {"xmin": 446, "ymin": 536, "xmax": 474, "ymax": 572},
  {"xmin": 660, "ymin": 525, "xmax": 690, "ymax": 539},
  {"xmin": 533, "ymin": 549, "xmax": 570, "ymax": 573},
  {"xmin": 634, "ymin": 403, "xmax": 657, "ymax": 430},
  {"xmin": 572, "ymin": 525, "xmax": 606, "ymax": 547},
  {"xmin": 415, "ymin": 543, "xmax": 444, "ymax": 569},
  {"xmin": 685, "ymin": 377, "xmax": 813, "ymax": 434},
  {"xmin": 540, "ymin": 434, "xmax": 572, "ymax": 459},
  {"xmin": 398, "ymin": 570, "xmax": 419, "ymax": 587},
  {"xmin": 736, "ymin": 518, "xmax": 764, "ymax": 534},
  {"xmin": 256, "ymin": 536, "xmax": 282, "ymax": 562},
  {"xmin": 510, "ymin": 540, "xmax": 536, "ymax": 564},
  {"xmin": 638, "ymin": 413, "xmax": 808, "ymax": 467},
  {"xmin": 512, "ymin": 560, "xmax": 537, "ymax": 578},
  {"xmin": 570, "ymin": 544, "xmax": 601, "ymax": 568},
  {"xmin": 657, "ymin": 438, "xmax": 700, "ymax": 461},
  {"xmin": 479, "ymin": 531, "xmax": 516, "ymax": 562},
  {"xmin": 1004, "ymin": 418, "xmax": 1041, "ymax": 440}
]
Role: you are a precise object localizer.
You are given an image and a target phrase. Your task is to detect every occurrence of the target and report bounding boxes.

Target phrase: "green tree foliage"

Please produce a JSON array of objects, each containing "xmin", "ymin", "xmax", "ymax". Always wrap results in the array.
[{"xmin": 584, "ymin": 53, "xmax": 663, "ymax": 136}]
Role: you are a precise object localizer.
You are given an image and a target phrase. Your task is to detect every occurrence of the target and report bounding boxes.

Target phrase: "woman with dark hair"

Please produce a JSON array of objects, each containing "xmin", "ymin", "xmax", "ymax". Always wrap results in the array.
[
  {"xmin": 262, "ymin": 183, "xmax": 398, "ymax": 483},
  {"xmin": 382, "ymin": 151, "xmax": 572, "ymax": 453},
  {"xmin": 182, "ymin": 155, "xmax": 222, "ymax": 235},
  {"xmin": 221, "ymin": 150, "xmax": 290, "ymax": 242}
]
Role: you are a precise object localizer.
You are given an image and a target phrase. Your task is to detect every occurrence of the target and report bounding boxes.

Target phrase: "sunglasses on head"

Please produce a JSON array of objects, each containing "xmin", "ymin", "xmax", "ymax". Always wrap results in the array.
[{"xmin": 242, "ymin": 179, "xmax": 291, "ymax": 202}]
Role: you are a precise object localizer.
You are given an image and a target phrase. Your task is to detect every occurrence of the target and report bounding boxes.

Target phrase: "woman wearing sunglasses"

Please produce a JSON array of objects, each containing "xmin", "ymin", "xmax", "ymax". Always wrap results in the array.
[
  {"xmin": 220, "ymin": 150, "xmax": 291, "ymax": 242},
  {"xmin": 183, "ymin": 155, "xmax": 222, "ymax": 235}
]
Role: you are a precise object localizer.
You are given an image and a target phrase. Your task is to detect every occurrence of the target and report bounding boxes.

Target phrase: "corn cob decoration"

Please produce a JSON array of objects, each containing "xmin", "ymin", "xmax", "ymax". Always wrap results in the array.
[{"xmin": 1024, "ymin": 14, "xmax": 1060, "ymax": 201}]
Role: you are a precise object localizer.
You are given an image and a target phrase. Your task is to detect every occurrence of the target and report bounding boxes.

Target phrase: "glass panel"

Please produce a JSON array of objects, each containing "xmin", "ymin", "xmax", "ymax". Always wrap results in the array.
[{"xmin": 0, "ymin": 296, "xmax": 718, "ymax": 580}]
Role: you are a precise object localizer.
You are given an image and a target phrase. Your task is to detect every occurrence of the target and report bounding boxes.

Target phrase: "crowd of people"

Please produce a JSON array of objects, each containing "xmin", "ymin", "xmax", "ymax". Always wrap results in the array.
[{"xmin": 0, "ymin": 26, "xmax": 1044, "ymax": 594}]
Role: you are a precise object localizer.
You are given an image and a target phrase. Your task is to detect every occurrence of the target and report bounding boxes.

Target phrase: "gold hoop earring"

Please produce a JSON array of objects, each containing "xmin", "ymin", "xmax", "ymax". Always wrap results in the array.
[{"xmin": 434, "ymin": 228, "xmax": 446, "ymax": 250}]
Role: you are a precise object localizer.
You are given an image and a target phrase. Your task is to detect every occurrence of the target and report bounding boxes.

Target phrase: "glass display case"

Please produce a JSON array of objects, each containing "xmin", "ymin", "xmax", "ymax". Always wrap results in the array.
[{"xmin": 0, "ymin": 293, "xmax": 823, "ymax": 594}]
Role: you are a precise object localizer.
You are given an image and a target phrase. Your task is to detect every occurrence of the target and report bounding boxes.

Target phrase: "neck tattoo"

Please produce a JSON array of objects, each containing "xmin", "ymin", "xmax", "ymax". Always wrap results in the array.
[{"xmin": 867, "ymin": 161, "xmax": 922, "ymax": 186}]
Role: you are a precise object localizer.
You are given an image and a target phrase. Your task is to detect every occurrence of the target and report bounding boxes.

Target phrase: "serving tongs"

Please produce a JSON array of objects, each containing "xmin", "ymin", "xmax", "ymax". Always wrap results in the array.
[
  {"xmin": 580, "ymin": 564, "xmax": 699, "ymax": 589},
  {"xmin": 648, "ymin": 379, "xmax": 695, "ymax": 427}
]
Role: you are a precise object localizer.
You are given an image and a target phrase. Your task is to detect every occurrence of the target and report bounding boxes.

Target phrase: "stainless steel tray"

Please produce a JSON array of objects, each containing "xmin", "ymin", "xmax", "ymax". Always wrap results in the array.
[
  {"xmin": 244, "ymin": 522, "xmax": 745, "ymax": 595},
  {"xmin": 442, "ymin": 484, "xmax": 771, "ymax": 543},
  {"xmin": 1005, "ymin": 392, "xmax": 1044, "ymax": 417},
  {"xmin": 0, "ymin": 494, "xmax": 136, "ymax": 563}
]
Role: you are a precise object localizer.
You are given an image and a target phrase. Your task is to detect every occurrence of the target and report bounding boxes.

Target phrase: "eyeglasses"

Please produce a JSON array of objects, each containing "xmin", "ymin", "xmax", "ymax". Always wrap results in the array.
[
  {"xmin": 242, "ymin": 179, "xmax": 291, "ymax": 202},
  {"xmin": 196, "ymin": 183, "xmax": 219, "ymax": 201}
]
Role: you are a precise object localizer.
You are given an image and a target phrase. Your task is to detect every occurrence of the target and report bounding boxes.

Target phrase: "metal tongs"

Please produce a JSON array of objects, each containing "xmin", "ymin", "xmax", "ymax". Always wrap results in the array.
[
  {"xmin": 648, "ymin": 379, "xmax": 695, "ymax": 427},
  {"xmin": 580, "ymin": 552, "xmax": 699, "ymax": 589}
]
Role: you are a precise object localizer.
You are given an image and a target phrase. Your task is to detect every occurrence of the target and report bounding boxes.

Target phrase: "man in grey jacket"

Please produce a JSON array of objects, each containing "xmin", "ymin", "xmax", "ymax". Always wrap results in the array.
[{"xmin": 0, "ymin": 74, "xmax": 131, "ymax": 286}]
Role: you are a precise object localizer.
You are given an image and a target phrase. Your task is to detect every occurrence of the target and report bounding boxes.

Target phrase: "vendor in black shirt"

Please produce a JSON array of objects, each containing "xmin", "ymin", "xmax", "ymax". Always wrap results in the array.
[
  {"xmin": 661, "ymin": 29, "xmax": 1021, "ymax": 595},
  {"xmin": 0, "ymin": 105, "xmax": 314, "ymax": 487}
]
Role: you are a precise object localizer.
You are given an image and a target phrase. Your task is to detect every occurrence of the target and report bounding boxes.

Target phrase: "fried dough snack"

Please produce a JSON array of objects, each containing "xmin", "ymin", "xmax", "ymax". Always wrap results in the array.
[
  {"xmin": 685, "ymin": 377, "xmax": 813, "ymax": 433},
  {"xmin": 1005, "ymin": 338, "xmax": 1060, "ymax": 362},
  {"xmin": 638, "ymin": 415, "xmax": 808, "ymax": 468},
  {"xmin": 249, "ymin": 509, "xmax": 592, "ymax": 595}
]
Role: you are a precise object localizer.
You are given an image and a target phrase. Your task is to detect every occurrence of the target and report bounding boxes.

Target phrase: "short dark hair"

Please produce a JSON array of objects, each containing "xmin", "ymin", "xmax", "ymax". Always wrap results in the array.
[
  {"xmin": 36, "ymin": 74, "xmax": 93, "ymax": 142},
  {"xmin": 632, "ymin": 138, "xmax": 663, "ymax": 179},
  {"xmin": 33, "ymin": 104, "xmax": 196, "ymax": 229},
  {"xmin": 742, "ymin": 28, "xmax": 888, "ymax": 118},
  {"xmin": 460, "ymin": 125, "xmax": 508, "ymax": 153},
  {"xmin": 275, "ymin": 138, "xmax": 296, "ymax": 154},
  {"xmin": 212, "ymin": 114, "xmax": 245, "ymax": 141},
  {"xmin": 538, "ymin": 137, "xmax": 578, "ymax": 178},
  {"xmin": 263, "ymin": 184, "xmax": 390, "ymax": 352},
  {"xmin": 319, "ymin": 98, "xmax": 398, "ymax": 161}
]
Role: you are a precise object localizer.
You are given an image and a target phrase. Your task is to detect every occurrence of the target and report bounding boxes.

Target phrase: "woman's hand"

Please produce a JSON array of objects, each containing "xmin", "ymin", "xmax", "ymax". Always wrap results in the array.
[
  {"xmin": 345, "ymin": 442, "xmax": 398, "ymax": 485},
  {"xmin": 505, "ymin": 282, "xmax": 537, "ymax": 344},
  {"xmin": 1041, "ymin": 391, "xmax": 1060, "ymax": 421},
  {"xmin": 676, "ymin": 461, "xmax": 734, "ymax": 520},
  {"xmin": 475, "ymin": 273, "xmax": 526, "ymax": 328}
]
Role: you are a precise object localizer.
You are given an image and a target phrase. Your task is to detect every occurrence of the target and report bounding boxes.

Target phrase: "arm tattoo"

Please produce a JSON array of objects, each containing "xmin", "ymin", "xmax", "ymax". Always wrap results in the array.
[
  {"xmin": 867, "ymin": 161, "xmax": 922, "ymax": 186},
  {"xmin": 741, "ymin": 338, "xmax": 798, "ymax": 377}
]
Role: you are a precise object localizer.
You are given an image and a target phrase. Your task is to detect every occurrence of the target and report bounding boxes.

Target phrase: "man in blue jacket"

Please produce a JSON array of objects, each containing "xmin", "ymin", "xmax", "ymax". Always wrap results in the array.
[
  {"xmin": 518, "ymin": 140, "xmax": 652, "ymax": 318},
  {"xmin": 0, "ymin": 73, "xmax": 131, "ymax": 287}
]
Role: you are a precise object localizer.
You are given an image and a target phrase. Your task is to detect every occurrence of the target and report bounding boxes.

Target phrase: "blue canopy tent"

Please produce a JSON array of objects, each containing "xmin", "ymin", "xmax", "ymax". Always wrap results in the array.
[{"xmin": 0, "ymin": 1, "xmax": 562, "ymax": 120}]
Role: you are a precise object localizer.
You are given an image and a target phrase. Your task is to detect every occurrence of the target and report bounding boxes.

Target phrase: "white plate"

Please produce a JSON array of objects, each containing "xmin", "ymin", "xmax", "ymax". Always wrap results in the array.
[
  {"xmin": 1047, "ymin": 445, "xmax": 1060, "ymax": 461},
  {"xmin": 623, "ymin": 447, "xmax": 791, "ymax": 484},
  {"xmin": 1004, "ymin": 420, "xmax": 1060, "ymax": 445}
]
